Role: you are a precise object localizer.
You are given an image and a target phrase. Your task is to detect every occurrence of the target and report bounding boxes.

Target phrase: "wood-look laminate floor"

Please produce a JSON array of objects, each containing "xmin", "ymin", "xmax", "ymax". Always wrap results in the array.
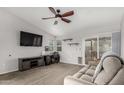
[{"xmin": 0, "ymin": 63, "xmax": 82, "ymax": 85}]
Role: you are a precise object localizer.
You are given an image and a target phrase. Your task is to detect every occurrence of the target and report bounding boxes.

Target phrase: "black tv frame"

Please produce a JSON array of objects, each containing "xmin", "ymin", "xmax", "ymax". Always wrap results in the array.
[{"xmin": 20, "ymin": 31, "xmax": 43, "ymax": 47}]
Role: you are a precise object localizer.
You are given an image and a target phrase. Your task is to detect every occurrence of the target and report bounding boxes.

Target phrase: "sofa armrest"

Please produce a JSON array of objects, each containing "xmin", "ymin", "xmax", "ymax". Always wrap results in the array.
[{"xmin": 64, "ymin": 76, "xmax": 95, "ymax": 85}]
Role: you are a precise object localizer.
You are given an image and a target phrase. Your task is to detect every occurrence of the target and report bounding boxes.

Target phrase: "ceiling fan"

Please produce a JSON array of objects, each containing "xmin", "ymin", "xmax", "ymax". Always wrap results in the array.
[{"xmin": 42, "ymin": 7, "xmax": 74, "ymax": 25}]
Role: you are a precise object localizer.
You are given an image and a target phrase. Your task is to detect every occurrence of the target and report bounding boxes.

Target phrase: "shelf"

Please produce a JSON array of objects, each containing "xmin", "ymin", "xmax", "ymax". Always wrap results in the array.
[
  {"xmin": 63, "ymin": 38, "xmax": 73, "ymax": 42},
  {"xmin": 68, "ymin": 43, "xmax": 80, "ymax": 46}
]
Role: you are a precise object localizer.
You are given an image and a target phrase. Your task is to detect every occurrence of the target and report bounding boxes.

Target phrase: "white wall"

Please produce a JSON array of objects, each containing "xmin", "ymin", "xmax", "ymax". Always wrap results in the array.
[
  {"xmin": 121, "ymin": 15, "xmax": 124, "ymax": 60},
  {"xmin": 112, "ymin": 32, "xmax": 121, "ymax": 56},
  {"xmin": 0, "ymin": 9, "xmax": 55, "ymax": 74},
  {"xmin": 57, "ymin": 25, "xmax": 120, "ymax": 65}
]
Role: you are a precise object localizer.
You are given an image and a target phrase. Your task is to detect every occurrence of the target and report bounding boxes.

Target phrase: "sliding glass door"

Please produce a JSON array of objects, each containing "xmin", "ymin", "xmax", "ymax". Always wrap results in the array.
[
  {"xmin": 85, "ymin": 36, "xmax": 111, "ymax": 65},
  {"xmin": 85, "ymin": 38, "xmax": 97, "ymax": 65}
]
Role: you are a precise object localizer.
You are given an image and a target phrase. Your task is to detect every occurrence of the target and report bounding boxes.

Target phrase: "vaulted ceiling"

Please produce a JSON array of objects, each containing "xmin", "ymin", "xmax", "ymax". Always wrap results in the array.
[{"xmin": 3, "ymin": 7, "xmax": 124, "ymax": 36}]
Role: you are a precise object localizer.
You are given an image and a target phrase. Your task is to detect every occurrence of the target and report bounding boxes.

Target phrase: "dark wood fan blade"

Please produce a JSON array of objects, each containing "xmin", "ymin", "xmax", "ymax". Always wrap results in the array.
[
  {"xmin": 61, "ymin": 18, "xmax": 71, "ymax": 23},
  {"xmin": 48, "ymin": 7, "xmax": 56, "ymax": 15},
  {"xmin": 54, "ymin": 21, "xmax": 58, "ymax": 25},
  {"xmin": 42, "ymin": 17, "xmax": 55, "ymax": 20},
  {"xmin": 61, "ymin": 11, "xmax": 74, "ymax": 17}
]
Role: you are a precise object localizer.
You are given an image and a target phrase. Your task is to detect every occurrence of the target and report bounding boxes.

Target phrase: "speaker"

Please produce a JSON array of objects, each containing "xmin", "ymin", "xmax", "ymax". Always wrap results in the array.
[
  {"xmin": 44, "ymin": 55, "xmax": 51, "ymax": 65},
  {"xmin": 52, "ymin": 52, "xmax": 60, "ymax": 63}
]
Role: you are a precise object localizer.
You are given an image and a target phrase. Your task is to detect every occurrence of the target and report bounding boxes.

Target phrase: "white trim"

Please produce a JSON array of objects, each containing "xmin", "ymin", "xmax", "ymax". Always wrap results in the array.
[{"xmin": 97, "ymin": 36, "xmax": 99, "ymax": 59}]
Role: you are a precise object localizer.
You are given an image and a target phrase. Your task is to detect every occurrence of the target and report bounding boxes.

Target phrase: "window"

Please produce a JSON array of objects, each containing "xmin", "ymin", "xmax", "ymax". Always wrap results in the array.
[{"xmin": 57, "ymin": 40, "xmax": 62, "ymax": 51}]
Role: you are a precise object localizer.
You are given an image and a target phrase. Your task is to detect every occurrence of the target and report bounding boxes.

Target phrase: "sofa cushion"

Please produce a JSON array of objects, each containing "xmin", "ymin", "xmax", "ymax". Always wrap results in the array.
[
  {"xmin": 94, "ymin": 57, "xmax": 122, "ymax": 85},
  {"xmin": 72, "ymin": 65, "xmax": 95, "ymax": 83},
  {"xmin": 80, "ymin": 74, "xmax": 92, "ymax": 82},
  {"xmin": 109, "ymin": 66, "xmax": 124, "ymax": 85},
  {"xmin": 73, "ymin": 65, "xmax": 90, "ymax": 78},
  {"xmin": 90, "ymin": 66, "xmax": 96, "ymax": 70},
  {"xmin": 64, "ymin": 75, "xmax": 94, "ymax": 85},
  {"xmin": 73, "ymin": 73, "xmax": 83, "ymax": 78},
  {"xmin": 78, "ymin": 65, "xmax": 89, "ymax": 73},
  {"xmin": 85, "ymin": 69, "xmax": 95, "ymax": 76}
]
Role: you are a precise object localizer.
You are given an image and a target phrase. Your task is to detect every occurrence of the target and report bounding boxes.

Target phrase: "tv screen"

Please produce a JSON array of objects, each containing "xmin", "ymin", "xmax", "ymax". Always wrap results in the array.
[{"xmin": 20, "ymin": 31, "xmax": 43, "ymax": 47}]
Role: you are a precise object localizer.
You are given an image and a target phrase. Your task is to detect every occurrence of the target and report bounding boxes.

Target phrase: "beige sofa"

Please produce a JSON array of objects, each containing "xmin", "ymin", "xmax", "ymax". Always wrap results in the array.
[{"xmin": 64, "ymin": 52, "xmax": 124, "ymax": 85}]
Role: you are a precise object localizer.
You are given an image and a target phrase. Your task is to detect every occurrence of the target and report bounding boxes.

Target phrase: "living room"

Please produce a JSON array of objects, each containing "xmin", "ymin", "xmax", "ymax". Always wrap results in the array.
[{"xmin": 0, "ymin": 7, "xmax": 124, "ymax": 86}]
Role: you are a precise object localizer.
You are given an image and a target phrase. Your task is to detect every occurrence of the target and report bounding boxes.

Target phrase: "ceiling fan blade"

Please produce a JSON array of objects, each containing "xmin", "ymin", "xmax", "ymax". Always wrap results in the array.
[
  {"xmin": 48, "ymin": 7, "xmax": 57, "ymax": 15},
  {"xmin": 61, "ymin": 18, "xmax": 71, "ymax": 23},
  {"xmin": 54, "ymin": 21, "xmax": 58, "ymax": 25},
  {"xmin": 42, "ymin": 17, "xmax": 55, "ymax": 20},
  {"xmin": 61, "ymin": 11, "xmax": 74, "ymax": 17}
]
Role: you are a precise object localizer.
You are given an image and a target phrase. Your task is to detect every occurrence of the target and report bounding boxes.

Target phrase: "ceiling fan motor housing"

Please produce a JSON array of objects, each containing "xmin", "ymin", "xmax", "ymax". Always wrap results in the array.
[
  {"xmin": 56, "ymin": 9, "xmax": 60, "ymax": 13},
  {"xmin": 55, "ymin": 9, "xmax": 62, "ymax": 18}
]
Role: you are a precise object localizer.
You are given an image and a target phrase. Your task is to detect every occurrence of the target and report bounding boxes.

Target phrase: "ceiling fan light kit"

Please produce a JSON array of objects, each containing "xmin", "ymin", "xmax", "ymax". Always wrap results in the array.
[
  {"xmin": 54, "ymin": 20, "xmax": 58, "ymax": 25},
  {"xmin": 42, "ymin": 7, "xmax": 74, "ymax": 25}
]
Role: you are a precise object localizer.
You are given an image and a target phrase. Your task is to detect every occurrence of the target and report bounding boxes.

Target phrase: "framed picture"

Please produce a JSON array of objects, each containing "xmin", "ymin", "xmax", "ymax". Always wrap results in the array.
[{"xmin": 45, "ymin": 46, "xmax": 53, "ymax": 51}]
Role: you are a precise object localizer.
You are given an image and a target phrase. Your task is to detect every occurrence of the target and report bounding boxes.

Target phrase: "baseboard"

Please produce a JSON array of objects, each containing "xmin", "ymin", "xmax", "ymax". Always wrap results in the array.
[{"xmin": 0, "ymin": 69, "xmax": 18, "ymax": 75}]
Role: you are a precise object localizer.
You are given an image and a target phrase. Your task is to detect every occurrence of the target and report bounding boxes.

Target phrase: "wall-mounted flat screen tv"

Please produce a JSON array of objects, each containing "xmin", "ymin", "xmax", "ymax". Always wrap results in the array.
[{"xmin": 20, "ymin": 31, "xmax": 43, "ymax": 47}]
